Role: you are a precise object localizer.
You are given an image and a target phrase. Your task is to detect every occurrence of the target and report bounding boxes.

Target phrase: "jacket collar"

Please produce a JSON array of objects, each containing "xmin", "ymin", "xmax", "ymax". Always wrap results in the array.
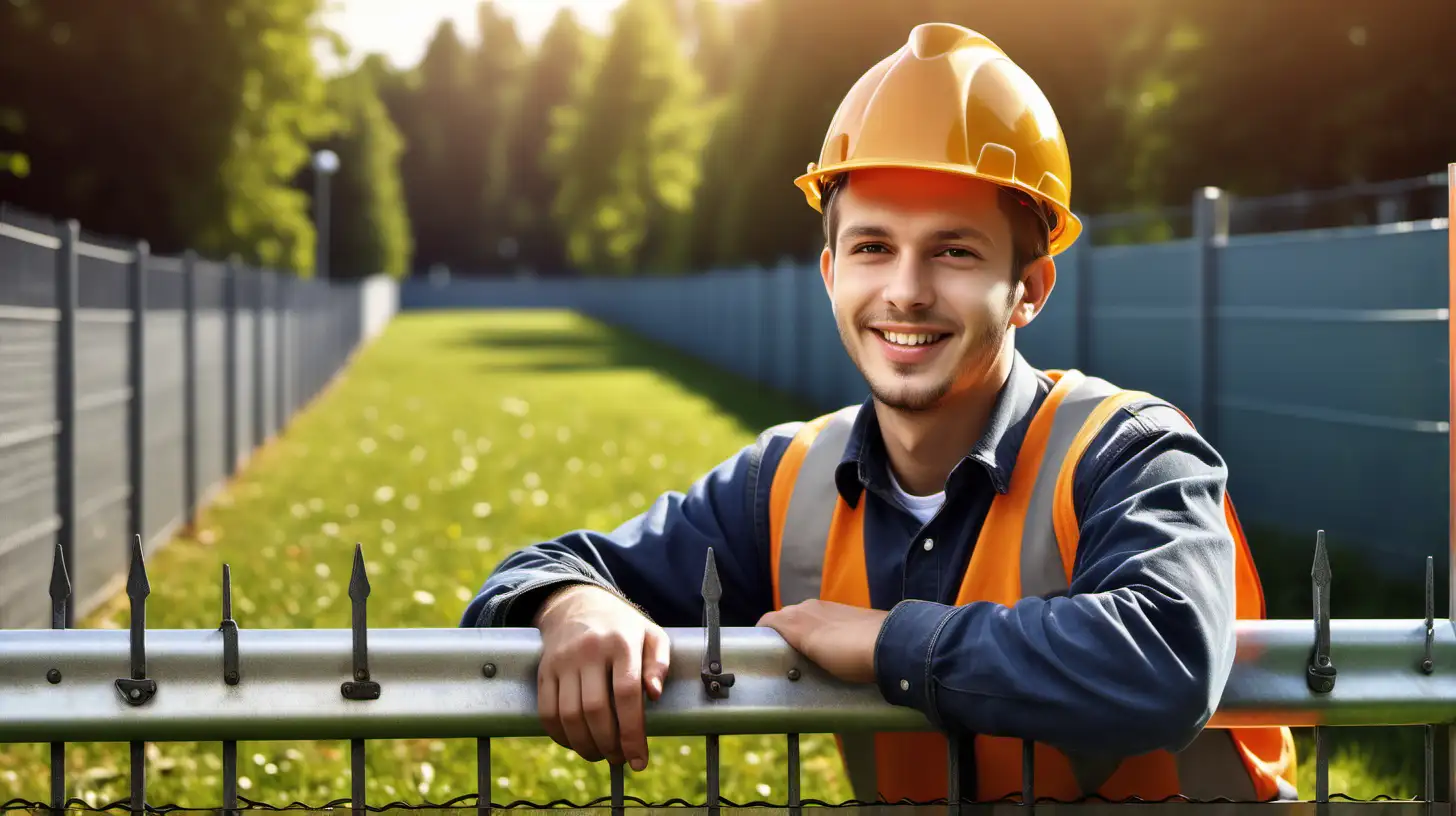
[{"xmin": 832, "ymin": 351, "xmax": 1050, "ymax": 507}]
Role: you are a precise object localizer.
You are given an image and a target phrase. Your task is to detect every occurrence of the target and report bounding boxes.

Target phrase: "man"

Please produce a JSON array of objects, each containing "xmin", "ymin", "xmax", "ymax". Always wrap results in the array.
[{"xmin": 462, "ymin": 22, "xmax": 1297, "ymax": 805}]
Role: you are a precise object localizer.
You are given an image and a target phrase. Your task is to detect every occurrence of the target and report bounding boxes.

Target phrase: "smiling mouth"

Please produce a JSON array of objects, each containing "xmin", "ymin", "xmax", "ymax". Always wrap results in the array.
[{"xmin": 872, "ymin": 328, "xmax": 951, "ymax": 348}]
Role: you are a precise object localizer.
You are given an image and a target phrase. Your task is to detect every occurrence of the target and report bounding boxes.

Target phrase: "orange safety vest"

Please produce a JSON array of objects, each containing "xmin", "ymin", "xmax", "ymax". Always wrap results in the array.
[{"xmin": 767, "ymin": 369, "xmax": 1297, "ymax": 804}]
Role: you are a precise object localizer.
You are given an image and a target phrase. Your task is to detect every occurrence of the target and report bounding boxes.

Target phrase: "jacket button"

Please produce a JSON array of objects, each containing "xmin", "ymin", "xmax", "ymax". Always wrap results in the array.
[
  {"xmin": 922, "ymin": 538, "xmax": 934, "ymax": 551},
  {"xmin": 900, "ymin": 679, "xmax": 910, "ymax": 691}
]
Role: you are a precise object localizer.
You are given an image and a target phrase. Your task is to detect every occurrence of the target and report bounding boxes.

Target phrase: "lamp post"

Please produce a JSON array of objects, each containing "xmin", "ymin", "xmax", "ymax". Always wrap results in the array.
[{"xmin": 312, "ymin": 149, "xmax": 340, "ymax": 279}]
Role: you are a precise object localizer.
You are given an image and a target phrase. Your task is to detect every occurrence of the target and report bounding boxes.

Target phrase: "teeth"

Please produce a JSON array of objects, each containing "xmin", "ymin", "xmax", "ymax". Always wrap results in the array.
[{"xmin": 882, "ymin": 331, "xmax": 939, "ymax": 347}]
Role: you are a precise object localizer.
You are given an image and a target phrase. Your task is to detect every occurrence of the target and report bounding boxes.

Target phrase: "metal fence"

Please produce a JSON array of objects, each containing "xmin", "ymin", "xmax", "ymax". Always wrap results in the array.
[
  {"xmin": 399, "ymin": 170, "xmax": 1456, "ymax": 577},
  {"xmin": 0, "ymin": 205, "xmax": 394, "ymax": 631},
  {"xmin": 0, "ymin": 534, "xmax": 1453, "ymax": 813}
]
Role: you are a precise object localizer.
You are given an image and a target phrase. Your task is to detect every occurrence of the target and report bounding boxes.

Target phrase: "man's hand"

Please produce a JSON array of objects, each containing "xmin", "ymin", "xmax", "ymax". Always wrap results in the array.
[
  {"xmin": 533, "ymin": 583, "xmax": 671, "ymax": 771},
  {"xmin": 757, "ymin": 599, "xmax": 889, "ymax": 684}
]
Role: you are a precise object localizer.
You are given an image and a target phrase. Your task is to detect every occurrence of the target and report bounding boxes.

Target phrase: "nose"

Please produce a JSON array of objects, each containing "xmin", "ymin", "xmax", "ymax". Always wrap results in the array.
[{"xmin": 881, "ymin": 256, "xmax": 935, "ymax": 312}]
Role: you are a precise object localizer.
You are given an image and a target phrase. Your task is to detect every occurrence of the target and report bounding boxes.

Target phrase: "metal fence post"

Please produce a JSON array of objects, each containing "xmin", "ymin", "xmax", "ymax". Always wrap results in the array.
[
  {"xmin": 54, "ymin": 220, "xmax": 79, "ymax": 629},
  {"xmin": 129, "ymin": 241, "xmax": 149, "ymax": 551},
  {"xmin": 182, "ymin": 250, "xmax": 198, "ymax": 524},
  {"xmin": 1192, "ymin": 187, "xmax": 1229, "ymax": 445},
  {"xmin": 1439, "ymin": 162, "xmax": 1456, "ymax": 807},
  {"xmin": 223, "ymin": 258, "xmax": 238, "ymax": 475},
  {"xmin": 253, "ymin": 271, "xmax": 265, "ymax": 445}
]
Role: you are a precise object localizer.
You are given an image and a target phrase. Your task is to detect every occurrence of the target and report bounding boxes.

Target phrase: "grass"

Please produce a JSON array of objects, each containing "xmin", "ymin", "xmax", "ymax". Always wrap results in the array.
[{"xmin": 0, "ymin": 308, "xmax": 1430, "ymax": 808}]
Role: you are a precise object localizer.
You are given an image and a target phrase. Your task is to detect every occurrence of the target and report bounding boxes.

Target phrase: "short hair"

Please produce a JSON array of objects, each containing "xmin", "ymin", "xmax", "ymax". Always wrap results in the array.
[{"xmin": 820, "ymin": 174, "xmax": 1052, "ymax": 278}]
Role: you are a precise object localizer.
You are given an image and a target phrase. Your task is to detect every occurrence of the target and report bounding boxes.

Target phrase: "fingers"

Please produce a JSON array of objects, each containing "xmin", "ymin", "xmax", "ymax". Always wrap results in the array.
[
  {"xmin": 537, "ymin": 669, "xmax": 568, "ymax": 750},
  {"xmin": 643, "ymin": 626, "xmax": 671, "ymax": 701},
  {"xmin": 581, "ymin": 660, "xmax": 624, "ymax": 765},
  {"xmin": 555, "ymin": 670, "xmax": 605, "ymax": 762},
  {"xmin": 537, "ymin": 617, "xmax": 670, "ymax": 770},
  {"xmin": 613, "ymin": 649, "xmax": 648, "ymax": 771}
]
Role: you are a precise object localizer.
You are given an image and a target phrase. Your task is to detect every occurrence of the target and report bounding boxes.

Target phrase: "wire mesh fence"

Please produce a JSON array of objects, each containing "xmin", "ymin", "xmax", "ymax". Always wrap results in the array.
[{"xmin": 0, "ymin": 204, "xmax": 384, "ymax": 631}]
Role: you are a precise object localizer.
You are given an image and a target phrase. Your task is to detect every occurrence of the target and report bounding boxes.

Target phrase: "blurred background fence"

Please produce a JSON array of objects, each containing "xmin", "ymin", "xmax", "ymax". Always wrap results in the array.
[
  {"xmin": 400, "ymin": 172, "xmax": 1454, "ymax": 578},
  {"xmin": 0, "ymin": 204, "xmax": 399, "ymax": 630}
]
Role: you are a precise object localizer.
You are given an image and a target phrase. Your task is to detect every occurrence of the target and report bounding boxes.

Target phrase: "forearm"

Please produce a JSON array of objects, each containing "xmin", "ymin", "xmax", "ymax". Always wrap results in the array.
[
  {"xmin": 874, "ymin": 581, "xmax": 1232, "ymax": 757},
  {"xmin": 461, "ymin": 429, "xmax": 793, "ymax": 630}
]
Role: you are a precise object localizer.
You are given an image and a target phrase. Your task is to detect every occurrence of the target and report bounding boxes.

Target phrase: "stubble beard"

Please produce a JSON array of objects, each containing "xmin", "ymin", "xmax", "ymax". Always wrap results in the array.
[{"xmin": 841, "ymin": 300, "xmax": 1013, "ymax": 414}]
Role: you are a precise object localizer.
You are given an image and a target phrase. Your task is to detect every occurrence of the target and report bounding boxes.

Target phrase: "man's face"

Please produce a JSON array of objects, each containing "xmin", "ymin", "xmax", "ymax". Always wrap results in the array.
[{"xmin": 820, "ymin": 168, "xmax": 1052, "ymax": 413}]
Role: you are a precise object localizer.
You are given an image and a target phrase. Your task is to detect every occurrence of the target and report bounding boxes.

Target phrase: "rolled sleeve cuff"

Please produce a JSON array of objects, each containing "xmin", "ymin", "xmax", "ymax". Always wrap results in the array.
[
  {"xmin": 873, "ymin": 599, "xmax": 958, "ymax": 724},
  {"xmin": 481, "ymin": 575, "xmax": 605, "ymax": 628}
]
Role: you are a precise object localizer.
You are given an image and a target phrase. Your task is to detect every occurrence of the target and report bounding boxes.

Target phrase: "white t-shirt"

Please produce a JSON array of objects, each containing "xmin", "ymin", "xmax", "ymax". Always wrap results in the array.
[{"xmin": 887, "ymin": 465, "xmax": 945, "ymax": 526}]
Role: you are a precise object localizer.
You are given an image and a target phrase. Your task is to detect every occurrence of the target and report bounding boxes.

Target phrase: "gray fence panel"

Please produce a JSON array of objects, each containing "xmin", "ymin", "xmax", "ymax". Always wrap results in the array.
[
  {"xmin": 260, "ymin": 306, "xmax": 276, "ymax": 439},
  {"xmin": 0, "ymin": 207, "xmax": 391, "ymax": 629},
  {"xmin": 0, "ymin": 228, "xmax": 60, "ymax": 630},
  {"xmin": 235, "ymin": 307, "xmax": 255, "ymax": 465},
  {"xmin": 73, "ymin": 244, "xmax": 131, "ymax": 618},
  {"xmin": 195, "ymin": 311, "xmax": 227, "ymax": 503},
  {"xmin": 0, "ymin": 298, "xmax": 57, "ymax": 629},
  {"xmin": 1215, "ymin": 224, "xmax": 1449, "ymax": 558},
  {"xmin": 142, "ymin": 270, "xmax": 187, "ymax": 552},
  {"xmin": 1085, "ymin": 239, "xmax": 1200, "ymax": 410},
  {"xmin": 771, "ymin": 267, "xmax": 796, "ymax": 395}
]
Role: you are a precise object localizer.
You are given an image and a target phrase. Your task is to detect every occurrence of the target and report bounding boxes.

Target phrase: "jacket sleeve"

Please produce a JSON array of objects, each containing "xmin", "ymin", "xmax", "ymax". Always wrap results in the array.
[
  {"xmin": 459, "ymin": 424, "xmax": 798, "ymax": 630},
  {"xmin": 872, "ymin": 401, "xmax": 1239, "ymax": 758}
]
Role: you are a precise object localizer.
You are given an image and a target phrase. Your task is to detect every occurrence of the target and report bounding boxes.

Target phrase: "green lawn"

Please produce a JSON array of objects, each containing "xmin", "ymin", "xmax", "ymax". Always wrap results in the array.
[{"xmin": 0, "ymin": 309, "xmax": 1425, "ymax": 808}]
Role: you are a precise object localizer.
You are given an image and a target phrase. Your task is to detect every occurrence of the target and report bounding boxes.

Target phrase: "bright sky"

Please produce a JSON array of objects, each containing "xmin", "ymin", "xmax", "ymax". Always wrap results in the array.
[{"xmin": 315, "ymin": 0, "xmax": 627, "ymax": 74}]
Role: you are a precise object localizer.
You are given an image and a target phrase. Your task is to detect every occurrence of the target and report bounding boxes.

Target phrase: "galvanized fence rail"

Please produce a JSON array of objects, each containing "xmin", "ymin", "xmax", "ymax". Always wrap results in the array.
[
  {"xmin": 0, "ymin": 206, "xmax": 378, "ymax": 631},
  {"xmin": 2, "ymin": 534, "xmax": 1455, "ymax": 814}
]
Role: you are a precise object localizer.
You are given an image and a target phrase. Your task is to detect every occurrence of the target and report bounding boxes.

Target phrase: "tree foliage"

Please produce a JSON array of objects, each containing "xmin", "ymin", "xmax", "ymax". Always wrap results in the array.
[
  {"xmin": 544, "ymin": 0, "xmax": 715, "ymax": 275},
  {"xmin": 1, "ymin": 0, "xmax": 1450, "ymax": 278},
  {"xmin": 497, "ymin": 9, "xmax": 596, "ymax": 274},
  {"xmin": 0, "ymin": 0, "xmax": 336, "ymax": 272},
  {"xmin": 314, "ymin": 56, "xmax": 413, "ymax": 279}
]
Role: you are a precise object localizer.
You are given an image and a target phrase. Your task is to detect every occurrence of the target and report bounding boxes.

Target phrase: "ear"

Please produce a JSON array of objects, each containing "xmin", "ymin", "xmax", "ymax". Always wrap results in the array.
[
  {"xmin": 819, "ymin": 245, "xmax": 833, "ymax": 296},
  {"xmin": 1009, "ymin": 256, "xmax": 1056, "ymax": 329}
]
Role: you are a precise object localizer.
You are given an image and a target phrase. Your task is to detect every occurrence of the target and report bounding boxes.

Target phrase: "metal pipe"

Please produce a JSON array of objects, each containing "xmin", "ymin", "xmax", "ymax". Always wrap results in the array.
[{"xmin": 1, "ymin": 620, "xmax": 1453, "ymax": 745}]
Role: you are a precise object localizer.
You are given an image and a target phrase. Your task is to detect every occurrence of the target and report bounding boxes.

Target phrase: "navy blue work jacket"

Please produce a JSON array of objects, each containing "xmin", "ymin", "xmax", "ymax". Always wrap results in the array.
[{"xmin": 461, "ymin": 351, "xmax": 1240, "ymax": 758}]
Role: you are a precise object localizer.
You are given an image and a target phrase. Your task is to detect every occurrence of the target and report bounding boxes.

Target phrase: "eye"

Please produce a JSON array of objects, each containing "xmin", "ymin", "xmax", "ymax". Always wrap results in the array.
[
  {"xmin": 851, "ymin": 243, "xmax": 890, "ymax": 254},
  {"xmin": 939, "ymin": 247, "xmax": 982, "ymax": 260}
]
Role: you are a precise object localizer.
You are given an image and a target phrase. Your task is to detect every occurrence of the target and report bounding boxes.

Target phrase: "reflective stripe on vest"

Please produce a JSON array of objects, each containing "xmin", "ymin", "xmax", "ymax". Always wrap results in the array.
[{"xmin": 767, "ymin": 369, "xmax": 1298, "ymax": 804}]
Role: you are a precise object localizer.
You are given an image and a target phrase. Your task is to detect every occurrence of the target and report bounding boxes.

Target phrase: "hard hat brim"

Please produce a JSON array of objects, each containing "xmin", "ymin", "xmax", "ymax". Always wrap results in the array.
[{"xmin": 794, "ymin": 159, "xmax": 1083, "ymax": 256}]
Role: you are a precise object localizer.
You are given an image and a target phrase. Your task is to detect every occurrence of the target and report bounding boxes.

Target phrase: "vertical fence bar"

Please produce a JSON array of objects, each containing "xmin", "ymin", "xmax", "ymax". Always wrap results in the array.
[
  {"xmin": 610, "ymin": 762, "xmax": 624, "ymax": 816},
  {"xmin": 948, "ymin": 734, "xmax": 966, "ymax": 816},
  {"xmin": 787, "ymin": 733, "xmax": 801, "ymax": 816},
  {"xmin": 55, "ymin": 220, "xmax": 78, "ymax": 628},
  {"xmin": 476, "ymin": 738, "xmax": 491, "ymax": 816},
  {"xmin": 253, "ymin": 271, "xmax": 265, "ymax": 445},
  {"xmin": 182, "ymin": 251, "xmax": 198, "ymax": 524},
  {"xmin": 1021, "ymin": 738, "xmax": 1035, "ymax": 807},
  {"xmin": 223, "ymin": 258, "xmax": 238, "ymax": 474},
  {"xmin": 1192, "ymin": 187, "xmax": 1228, "ymax": 444},
  {"xmin": 705, "ymin": 734, "xmax": 720, "ymax": 816},
  {"xmin": 130, "ymin": 740, "xmax": 146, "ymax": 816},
  {"xmin": 128, "ymin": 241, "xmax": 148, "ymax": 552}
]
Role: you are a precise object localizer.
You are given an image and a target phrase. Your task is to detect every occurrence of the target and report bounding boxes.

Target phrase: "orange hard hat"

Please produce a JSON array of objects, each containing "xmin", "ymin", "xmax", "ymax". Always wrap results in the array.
[{"xmin": 794, "ymin": 22, "xmax": 1083, "ymax": 255}]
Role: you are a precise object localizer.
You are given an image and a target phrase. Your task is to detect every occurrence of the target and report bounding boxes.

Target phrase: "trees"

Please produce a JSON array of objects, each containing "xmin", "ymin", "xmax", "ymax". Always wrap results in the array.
[
  {"xmin": 0, "ymin": 0, "xmax": 335, "ymax": 272},
  {"xmin": 545, "ymin": 0, "xmax": 715, "ymax": 276},
  {"xmin": 2, "ymin": 0, "xmax": 1448, "ymax": 277},
  {"xmin": 314, "ymin": 56, "xmax": 413, "ymax": 279}
]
